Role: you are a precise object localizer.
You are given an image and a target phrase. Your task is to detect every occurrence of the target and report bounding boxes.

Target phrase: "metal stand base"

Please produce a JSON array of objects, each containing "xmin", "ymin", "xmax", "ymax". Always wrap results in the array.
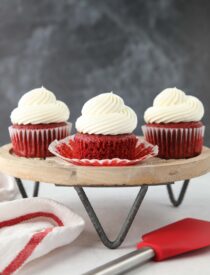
[
  {"xmin": 15, "ymin": 178, "xmax": 40, "ymax": 198},
  {"xmin": 14, "ymin": 177, "xmax": 191, "ymax": 248},
  {"xmin": 166, "ymin": 180, "xmax": 190, "ymax": 207},
  {"xmin": 74, "ymin": 186, "xmax": 148, "ymax": 249}
]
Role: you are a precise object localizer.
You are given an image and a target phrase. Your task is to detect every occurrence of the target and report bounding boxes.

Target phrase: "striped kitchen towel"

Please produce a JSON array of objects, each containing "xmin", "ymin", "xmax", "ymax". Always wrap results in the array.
[
  {"xmin": 0, "ymin": 173, "xmax": 18, "ymax": 202},
  {"xmin": 0, "ymin": 198, "xmax": 85, "ymax": 274}
]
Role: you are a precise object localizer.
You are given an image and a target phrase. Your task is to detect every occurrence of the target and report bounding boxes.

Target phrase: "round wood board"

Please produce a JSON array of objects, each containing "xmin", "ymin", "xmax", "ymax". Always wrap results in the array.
[{"xmin": 0, "ymin": 144, "xmax": 210, "ymax": 187}]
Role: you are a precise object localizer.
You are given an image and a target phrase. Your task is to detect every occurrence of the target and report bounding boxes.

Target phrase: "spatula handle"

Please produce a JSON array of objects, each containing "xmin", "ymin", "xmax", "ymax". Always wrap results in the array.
[{"xmin": 83, "ymin": 247, "xmax": 155, "ymax": 275}]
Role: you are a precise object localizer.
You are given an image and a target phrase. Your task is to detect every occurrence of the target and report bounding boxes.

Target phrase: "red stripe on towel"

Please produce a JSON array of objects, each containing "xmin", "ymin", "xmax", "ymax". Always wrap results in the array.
[
  {"xmin": 2, "ymin": 228, "xmax": 52, "ymax": 274},
  {"xmin": 0, "ymin": 211, "xmax": 64, "ymax": 274},
  {"xmin": 0, "ymin": 211, "xmax": 64, "ymax": 228}
]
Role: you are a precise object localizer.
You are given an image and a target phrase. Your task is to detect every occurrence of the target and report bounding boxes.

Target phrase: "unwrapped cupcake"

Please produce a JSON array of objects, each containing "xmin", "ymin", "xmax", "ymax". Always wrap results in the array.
[
  {"xmin": 74, "ymin": 92, "xmax": 138, "ymax": 159},
  {"xmin": 142, "ymin": 87, "xmax": 205, "ymax": 159},
  {"xmin": 9, "ymin": 86, "xmax": 71, "ymax": 158}
]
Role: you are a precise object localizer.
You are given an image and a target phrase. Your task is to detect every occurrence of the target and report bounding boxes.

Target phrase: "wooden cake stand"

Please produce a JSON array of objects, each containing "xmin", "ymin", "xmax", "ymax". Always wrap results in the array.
[{"xmin": 0, "ymin": 143, "xmax": 210, "ymax": 249}]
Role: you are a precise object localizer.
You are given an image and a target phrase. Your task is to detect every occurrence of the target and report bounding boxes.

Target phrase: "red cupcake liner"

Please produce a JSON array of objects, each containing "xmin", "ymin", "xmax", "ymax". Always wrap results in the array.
[
  {"xmin": 9, "ymin": 122, "xmax": 72, "ymax": 158},
  {"xmin": 142, "ymin": 124, "xmax": 205, "ymax": 159},
  {"xmin": 49, "ymin": 135, "xmax": 158, "ymax": 166}
]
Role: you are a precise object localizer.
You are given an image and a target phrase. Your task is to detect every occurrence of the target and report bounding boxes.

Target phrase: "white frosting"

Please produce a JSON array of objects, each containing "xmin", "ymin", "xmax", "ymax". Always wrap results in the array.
[
  {"xmin": 11, "ymin": 87, "xmax": 70, "ymax": 124},
  {"xmin": 144, "ymin": 88, "xmax": 204, "ymax": 123},
  {"xmin": 76, "ymin": 92, "xmax": 137, "ymax": 135}
]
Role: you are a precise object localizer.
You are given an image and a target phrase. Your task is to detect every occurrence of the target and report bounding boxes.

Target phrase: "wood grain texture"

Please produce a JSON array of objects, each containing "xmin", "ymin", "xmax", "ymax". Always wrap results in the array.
[{"xmin": 0, "ymin": 144, "xmax": 210, "ymax": 187}]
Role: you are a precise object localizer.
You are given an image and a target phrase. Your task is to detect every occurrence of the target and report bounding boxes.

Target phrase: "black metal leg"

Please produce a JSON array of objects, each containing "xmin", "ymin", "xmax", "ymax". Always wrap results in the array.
[
  {"xmin": 74, "ymin": 186, "xmax": 148, "ymax": 249},
  {"xmin": 15, "ymin": 178, "xmax": 28, "ymax": 198},
  {"xmin": 33, "ymin": 181, "xmax": 40, "ymax": 197},
  {"xmin": 167, "ymin": 180, "xmax": 190, "ymax": 207},
  {"xmin": 15, "ymin": 178, "xmax": 40, "ymax": 198}
]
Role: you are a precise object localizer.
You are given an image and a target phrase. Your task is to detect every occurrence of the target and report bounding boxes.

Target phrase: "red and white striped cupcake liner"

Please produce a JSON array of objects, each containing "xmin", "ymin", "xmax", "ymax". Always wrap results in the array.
[
  {"xmin": 49, "ymin": 135, "xmax": 158, "ymax": 166},
  {"xmin": 9, "ymin": 123, "xmax": 71, "ymax": 158},
  {"xmin": 142, "ymin": 124, "xmax": 205, "ymax": 159}
]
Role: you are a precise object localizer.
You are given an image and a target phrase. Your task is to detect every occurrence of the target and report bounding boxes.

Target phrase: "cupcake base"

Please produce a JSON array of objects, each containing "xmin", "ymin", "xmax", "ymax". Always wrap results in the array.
[
  {"xmin": 71, "ymin": 133, "xmax": 138, "ymax": 160},
  {"xmin": 142, "ymin": 122, "xmax": 205, "ymax": 159},
  {"xmin": 9, "ymin": 122, "xmax": 71, "ymax": 158},
  {"xmin": 49, "ymin": 135, "xmax": 158, "ymax": 166}
]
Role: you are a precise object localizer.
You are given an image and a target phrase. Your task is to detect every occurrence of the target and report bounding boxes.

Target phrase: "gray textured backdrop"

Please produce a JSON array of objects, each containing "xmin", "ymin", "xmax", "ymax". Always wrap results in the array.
[{"xmin": 0, "ymin": 0, "xmax": 209, "ymax": 145}]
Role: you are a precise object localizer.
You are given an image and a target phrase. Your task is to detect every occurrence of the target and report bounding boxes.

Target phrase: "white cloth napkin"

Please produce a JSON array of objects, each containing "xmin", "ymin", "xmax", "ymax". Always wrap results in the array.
[
  {"xmin": 0, "ymin": 198, "xmax": 85, "ymax": 274},
  {"xmin": 0, "ymin": 173, "xmax": 18, "ymax": 202}
]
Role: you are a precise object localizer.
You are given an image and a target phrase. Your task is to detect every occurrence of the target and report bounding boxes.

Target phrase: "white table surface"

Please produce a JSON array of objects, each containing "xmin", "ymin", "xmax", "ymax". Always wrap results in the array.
[{"xmin": 18, "ymin": 174, "xmax": 210, "ymax": 275}]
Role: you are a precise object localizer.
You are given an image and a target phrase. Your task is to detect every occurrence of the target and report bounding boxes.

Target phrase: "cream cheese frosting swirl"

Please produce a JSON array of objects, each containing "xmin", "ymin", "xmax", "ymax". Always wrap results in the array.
[
  {"xmin": 144, "ymin": 88, "xmax": 204, "ymax": 123},
  {"xmin": 76, "ymin": 92, "xmax": 137, "ymax": 135},
  {"xmin": 11, "ymin": 87, "xmax": 70, "ymax": 124}
]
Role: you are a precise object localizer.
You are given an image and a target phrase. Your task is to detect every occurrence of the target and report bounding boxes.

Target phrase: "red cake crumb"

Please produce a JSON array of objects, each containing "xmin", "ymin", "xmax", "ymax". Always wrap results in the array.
[
  {"xmin": 146, "ymin": 121, "xmax": 203, "ymax": 129},
  {"xmin": 71, "ymin": 133, "xmax": 138, "ymax": 160},
  {"xmin": 13, "ymin": 122, "xmax": 67, "ymax": 129},
  {"xmin": 56, "ymin": 143, "xmax": 73, "ymax": 158}
]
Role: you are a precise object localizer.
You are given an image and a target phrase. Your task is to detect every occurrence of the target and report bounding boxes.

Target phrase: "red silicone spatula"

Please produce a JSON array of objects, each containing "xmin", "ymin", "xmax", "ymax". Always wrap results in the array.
[{"xmin": 84, "ymin": 218, "xmax": 210, "ymax": 275}]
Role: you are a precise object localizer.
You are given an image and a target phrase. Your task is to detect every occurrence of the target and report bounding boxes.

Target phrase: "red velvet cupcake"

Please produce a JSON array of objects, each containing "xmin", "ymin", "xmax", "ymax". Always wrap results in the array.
[
  {"xmin": 75, "ymin": 92, "xmax": 138, "ymax": 160},
  {"xmin": 9, "ymin": 87, "xmax": 71, "ymax": 158},
  {"xmin": 142, "ymin": 88, "xmax": 205, "ymax": 159}
]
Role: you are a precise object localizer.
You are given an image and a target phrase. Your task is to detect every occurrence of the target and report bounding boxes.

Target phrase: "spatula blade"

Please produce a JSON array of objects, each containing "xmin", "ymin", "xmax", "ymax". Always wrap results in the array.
[{"xmin": 137, "ymin": 218, "xmax": 210, "ymax": 261}]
